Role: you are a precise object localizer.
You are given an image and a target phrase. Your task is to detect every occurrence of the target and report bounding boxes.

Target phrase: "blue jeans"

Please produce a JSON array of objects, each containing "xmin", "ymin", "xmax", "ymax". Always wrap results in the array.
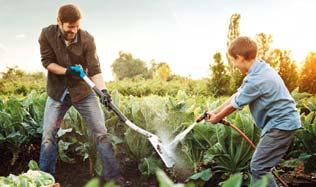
[
  {"xmin": 39, "ymin": 92, "xmax": 120, "ymax": 179},
  {"xmin": 250, "ymin": 128, "xmax": 294, "ymax": 187}
]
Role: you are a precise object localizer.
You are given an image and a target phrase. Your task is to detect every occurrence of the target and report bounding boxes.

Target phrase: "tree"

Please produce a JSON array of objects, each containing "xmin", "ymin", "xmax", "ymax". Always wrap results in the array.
[
  {"xmin": 226, "ymin": 13, "xmax": 241, "ymax": 48},
  {"xmin": 299, "ymin": 52, "xmax": 316, "ymax": 94},
  {"xmin": 270, "ymin": 49, "xmax": 299, "ymax": 92},
  {"xmin": 226, "ymin": 13, "xmax": 244, "ymax": 92},
  {"xmin": 111, "ymin": 51, "xmax": 150, "ymax": 80},
  {"xmin": 255, "ymin": 33, "xmax": 274, "ymax": 66},
  {"xmin": 149, "ymin": 62, "xmax": 171, "ymax": 81},
  {"xmin": 209, "ymin": 52, "xmax": 231, "ymax": 96}
]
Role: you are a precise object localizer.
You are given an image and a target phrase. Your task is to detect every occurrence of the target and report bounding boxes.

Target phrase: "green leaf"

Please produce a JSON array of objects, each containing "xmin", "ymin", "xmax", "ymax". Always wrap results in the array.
[
  {"xmin": 250, "ymin": 173, "xmax": 271, "ymax": 187},
  {"xmin": 58, "ymin": 140, "xmax": 75, "ymax": 163},
  {"xmin": 138, "ymin": 156, "xmax": 162, "ymax": 177},
  {"xmin": 84, "ymin": 178, "xmax": 100, "ymax": 187},
  {"xmin": 222, "ymin": 173, "xmax": 242, "ymax": 187},
  {"xmin": 28, "ymin": 160, "xmax": 39, "ymax": 170},
  {"xmin": 57, "ymin": 128, "xmax": 72, "ymax": 137},
  {"xmin": 156, "ymin": 169, "xmax": 185, "ymax": 187},
  {"xmin": 94, "ymin": 153, "xmax": 103, "ymax": 176},
  {"xmin": 111, "ymin": 89, "xmax": 120, "ymax": 106},
  {"xmin": 188, "ymin": 168, "xmax": 212, "ymax": 181},
  {"xmin": 104, "ymin": 181, "xmax": 120, "ymax": 187}
]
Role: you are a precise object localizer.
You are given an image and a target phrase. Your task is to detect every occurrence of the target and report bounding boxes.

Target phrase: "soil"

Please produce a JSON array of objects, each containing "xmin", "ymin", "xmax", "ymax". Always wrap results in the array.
[
  {"xmin": 280, "ymin": 161, "xmax": 316, "ymax": 187},
  {"xmin": 1, "ymin": 140, "xmax": 315, "ymax": 187}
]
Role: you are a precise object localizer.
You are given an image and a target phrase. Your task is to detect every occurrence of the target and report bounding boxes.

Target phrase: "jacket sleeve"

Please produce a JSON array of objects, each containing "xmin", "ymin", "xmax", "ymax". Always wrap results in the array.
[
  {"xmin": 85, "ymin": 36, "xmax": 102, "ymax": 76},
  {"xmin": 38, "ymin": 29, "xmax": 57, "ymax": 68}
]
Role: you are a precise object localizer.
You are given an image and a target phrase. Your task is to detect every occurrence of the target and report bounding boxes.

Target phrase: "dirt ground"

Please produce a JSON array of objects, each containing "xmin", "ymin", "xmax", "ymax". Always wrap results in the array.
[{"xmin": 1, "ymin": 139, "xmax": 315, "ymax": 187}]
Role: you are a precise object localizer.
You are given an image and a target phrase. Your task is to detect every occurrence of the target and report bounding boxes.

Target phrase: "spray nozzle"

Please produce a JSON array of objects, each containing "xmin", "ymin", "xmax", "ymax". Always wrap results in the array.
[{"xmin": 196, "ymin": 108, "xmax": 209, "ymax": 123}]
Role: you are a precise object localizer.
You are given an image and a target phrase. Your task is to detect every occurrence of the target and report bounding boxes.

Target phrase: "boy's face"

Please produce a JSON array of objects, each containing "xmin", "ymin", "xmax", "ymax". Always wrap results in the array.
[
  {"xmin": 57, "ymin": 18, "xmax": 81, "ymax": 41},
  {"xmin": 231, "ymin": 55, "xmax": 248, "ymax": 75}
]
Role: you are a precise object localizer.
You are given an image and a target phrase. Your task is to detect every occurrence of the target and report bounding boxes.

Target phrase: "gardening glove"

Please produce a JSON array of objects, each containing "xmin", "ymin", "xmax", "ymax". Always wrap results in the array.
[
  {"xmin": 65, "ymin": 65, "xmax": 86, "ymax": 79},
  {"xmin": 100, "ymin": 89, "xmax": 112, "ymax": 109}
]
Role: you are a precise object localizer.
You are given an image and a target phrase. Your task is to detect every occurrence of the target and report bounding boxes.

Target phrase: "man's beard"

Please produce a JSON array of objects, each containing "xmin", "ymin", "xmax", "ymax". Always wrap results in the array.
[
  {"xmin": 60, "ymin": 27, "xmax": 76, "ymax": 41},
  {"xmin": 63, "ymin": 31, "xmax": 76, "ymax": 41}
]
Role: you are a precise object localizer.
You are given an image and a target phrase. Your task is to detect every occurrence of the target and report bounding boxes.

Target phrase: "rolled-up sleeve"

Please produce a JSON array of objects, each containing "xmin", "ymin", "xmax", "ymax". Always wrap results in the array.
[
  {"xmin": 85, "ymin": 37, "xmax": 102, "ymax": 77},
  {"xmin": 231, "ymin": 80, "xmax": 261, "ymax": 110},
  {"xmin": 38, "ymin": 29, "xmax": 56, "ymax": 68}
]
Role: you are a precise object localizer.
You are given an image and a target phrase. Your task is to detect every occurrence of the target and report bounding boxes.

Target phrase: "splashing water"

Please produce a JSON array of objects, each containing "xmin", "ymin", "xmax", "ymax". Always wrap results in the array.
[
  {"xmin": 158, "ymin": 122, "xmax": 198, "ymax": 165},
  {"xmin": 169, "ymin": 122, "xmax": 197, "ymax": 149}
]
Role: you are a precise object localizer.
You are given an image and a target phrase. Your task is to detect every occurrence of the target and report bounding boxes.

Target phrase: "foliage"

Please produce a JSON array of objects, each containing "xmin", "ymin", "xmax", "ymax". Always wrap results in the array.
[
  {"xmin": 150, "ymin": 62, "xmax": 172, "ymax": 81},
  {"xmin": 0, "ymin": 67, "xmax": 45, "ymax": 95},
  {"xmin": 107, "ymin": 77, "xmax": 210, "ymax": 97},
  {"xmin": 208, "ymin": 52, "xmax": 231, "ymax": 96},
  {"xmin": 111, "ymin": 51, "xmax": 151, "ymax": 80},
  {"xmin": 188, "ymin": 168, "xmax": 212, "ymax": 181},
  {"xmin": 0, "ymin": 160, "xmax": 55, "ymax": 187},
  {"xmin": 202, "ymin": 112, "xmax": 260, "ymax": 175},
  {"xmin": 255, "ymin": 33, "xmax": 274, "ymax": 66},
  {"xmin": 226, "ymin": 13, "xmax": 244, "ymax": 93},
  {"xmin": 270, "ymin": 49, "xmax": 299, "ymax": 92},
  {"xmin": 226, "ymin": 13, "xmax": 241, "ymax": 48},
  {"xmin": 0, "ymin": 91, "xmax": 46, "ymax": 166},
  {"xmin": 295, "ymin": 109, "xmax": 316, "ymax": 172},
  {"xmin": 299, "ymin": 52, "xmax": 316, "ymax": 94}
]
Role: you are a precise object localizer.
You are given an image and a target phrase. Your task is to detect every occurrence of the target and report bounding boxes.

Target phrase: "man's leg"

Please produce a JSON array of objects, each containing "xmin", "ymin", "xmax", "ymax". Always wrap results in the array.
[
  {"xmin": 39, "ymin": 96, "xmax": 71, "ymax": 175},
  {"xmin": 250, "ymin": 128, "xmax": 294, "ymax": 187},
  {"xmin": 73, "ymin": 92, "xmax": 120, "ymax": 180}
]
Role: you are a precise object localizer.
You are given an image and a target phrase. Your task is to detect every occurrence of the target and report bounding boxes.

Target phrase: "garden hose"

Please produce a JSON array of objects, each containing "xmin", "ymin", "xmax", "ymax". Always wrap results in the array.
[{"xmin": 197, "ymin": 112, "xmax": 289, "ymax": 187}]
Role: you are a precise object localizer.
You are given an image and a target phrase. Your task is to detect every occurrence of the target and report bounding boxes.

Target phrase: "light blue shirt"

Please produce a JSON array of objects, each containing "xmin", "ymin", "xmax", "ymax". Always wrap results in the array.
[{"xmin": 231, "ymin": 59, "xmax": 301, "ymax": 136}]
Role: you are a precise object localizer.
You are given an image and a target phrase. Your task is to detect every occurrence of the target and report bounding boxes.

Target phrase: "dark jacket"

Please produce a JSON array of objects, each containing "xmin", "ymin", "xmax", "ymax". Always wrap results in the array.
[{"xmin": 39, "ymin": 24, "xmax": 101, "ymax": 102}]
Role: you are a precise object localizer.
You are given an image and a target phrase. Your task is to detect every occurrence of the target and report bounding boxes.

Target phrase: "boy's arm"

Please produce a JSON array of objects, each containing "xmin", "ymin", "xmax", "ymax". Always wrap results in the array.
[
  {"xmin": 213, "ymin": 93, "xmax": 237, "ymax": 114},
  {"xmin": 207, "ymin": 103, "xmax": 236, "ymax": 124},
  {"xmin": 208, "ymin": 80, "xmax": 261, "ymax": 124}
]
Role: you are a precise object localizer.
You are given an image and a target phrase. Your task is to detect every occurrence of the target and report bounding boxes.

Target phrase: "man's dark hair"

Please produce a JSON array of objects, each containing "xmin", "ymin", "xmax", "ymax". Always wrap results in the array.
[{"xmin": 58, "ymin": 4, "xmax": 82, "ymax": 23}]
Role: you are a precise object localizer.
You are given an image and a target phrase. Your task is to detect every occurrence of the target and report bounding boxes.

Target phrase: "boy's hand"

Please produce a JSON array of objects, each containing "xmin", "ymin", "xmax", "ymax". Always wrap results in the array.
[{"xmin": 206, "ymin": 111, "xmax": 221, "ymax": 124}]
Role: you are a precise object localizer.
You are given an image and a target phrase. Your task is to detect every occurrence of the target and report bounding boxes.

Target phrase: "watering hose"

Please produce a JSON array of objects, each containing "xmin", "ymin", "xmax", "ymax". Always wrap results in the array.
[{"xmin": 197, "ymin": 112, "xmax": 289, "ymax": 187}]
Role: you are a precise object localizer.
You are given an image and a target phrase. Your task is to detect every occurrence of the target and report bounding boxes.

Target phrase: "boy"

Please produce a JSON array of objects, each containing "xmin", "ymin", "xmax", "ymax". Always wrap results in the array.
[{"xmin": 207, "ymin": 36, "xmax": 301, "ymax": 186}]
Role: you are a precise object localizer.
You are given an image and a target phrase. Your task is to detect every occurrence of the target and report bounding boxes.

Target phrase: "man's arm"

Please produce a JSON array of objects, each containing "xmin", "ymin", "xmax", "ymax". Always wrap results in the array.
[
  {"xmin": 90, "ymin": 73, "xmax": 106, "ymax": 90},
  {"xmin": 46, "ymin": 63, "xmax": 67, "ymax": 75}
]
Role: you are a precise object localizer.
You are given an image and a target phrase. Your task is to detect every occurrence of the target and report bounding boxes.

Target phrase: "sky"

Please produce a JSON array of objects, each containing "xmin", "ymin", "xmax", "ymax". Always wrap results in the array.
[{"xmin": 0, "ymin": 0, "xmax": 315, "ymax": 80}]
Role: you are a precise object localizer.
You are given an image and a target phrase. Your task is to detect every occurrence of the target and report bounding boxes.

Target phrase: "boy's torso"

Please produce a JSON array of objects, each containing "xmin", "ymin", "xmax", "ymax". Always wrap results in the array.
[{"xmin": 243, "ymin": 60, "xmax": 301, "ymax": 135}]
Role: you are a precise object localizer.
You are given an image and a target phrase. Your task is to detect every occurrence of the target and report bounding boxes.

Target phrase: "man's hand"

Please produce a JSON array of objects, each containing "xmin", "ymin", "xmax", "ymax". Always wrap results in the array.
[
  {"xmin": 206, "ymin": 111, "xmax": 221, "ymax": 124},
  {"xmin": 65, "ymin": 65, "xmax": 86, "ymax": 78},
  {"xmin": 100, "ymin": 89, "xmax": 112, "ymax": 109}
]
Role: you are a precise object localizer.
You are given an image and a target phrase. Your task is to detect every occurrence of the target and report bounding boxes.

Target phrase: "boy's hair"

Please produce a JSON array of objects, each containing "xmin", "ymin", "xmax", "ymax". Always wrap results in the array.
[
  {"xmin": 228, "ymin": 36, "xmax": 257, "ymax": 60},
  {"xmin": 58, "ymin": 4, "xmax": 81, "ymax": 23}
]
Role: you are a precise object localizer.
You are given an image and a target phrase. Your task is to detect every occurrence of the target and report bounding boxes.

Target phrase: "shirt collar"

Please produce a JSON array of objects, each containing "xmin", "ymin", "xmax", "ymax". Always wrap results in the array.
[{"xmin": 248, "ymin": 59, "xmax": 264, "ymax": 75}]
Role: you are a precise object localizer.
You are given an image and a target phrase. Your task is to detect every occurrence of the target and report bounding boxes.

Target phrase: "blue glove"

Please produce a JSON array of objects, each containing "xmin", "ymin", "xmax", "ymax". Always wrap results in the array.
[{"xmin": 66, "ymin": 65, "xmax": 86, "ymax": 79}]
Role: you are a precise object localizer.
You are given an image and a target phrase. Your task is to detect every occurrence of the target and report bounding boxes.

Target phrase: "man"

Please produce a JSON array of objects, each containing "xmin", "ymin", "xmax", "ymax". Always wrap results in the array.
[{"xmin": 38, "ymin": 4, "xmax": 122, "ymax": 183}]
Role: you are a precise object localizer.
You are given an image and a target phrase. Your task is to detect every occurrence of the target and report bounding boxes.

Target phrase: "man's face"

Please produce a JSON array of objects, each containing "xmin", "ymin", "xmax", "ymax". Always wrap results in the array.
[{"xmin": 58, "ymin": 19, "xmax": 81, "ymax": 41}]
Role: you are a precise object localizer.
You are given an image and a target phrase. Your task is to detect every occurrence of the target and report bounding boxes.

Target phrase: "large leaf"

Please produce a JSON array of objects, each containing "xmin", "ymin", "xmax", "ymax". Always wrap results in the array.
[
  {"xmin": 138, "ymin": 156, "xmax": 162, "ymax": 177},
  {"xmin": 222, "ymin": 173, "xmax": 242, "ymax": 187},
  {"xmin": 188, "ymin": 168, "xmax": 212, "ymax": 181},
  {"xmin": 58, "ymin": 140, "xmax": 75, "ymax": 163}
]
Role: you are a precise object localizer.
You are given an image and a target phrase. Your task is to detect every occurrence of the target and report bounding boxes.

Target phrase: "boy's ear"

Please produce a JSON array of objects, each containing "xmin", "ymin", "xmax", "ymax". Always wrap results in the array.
[{"xmin": 236, "ymin": 55, "xmax": 244, "ymax": 61}]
